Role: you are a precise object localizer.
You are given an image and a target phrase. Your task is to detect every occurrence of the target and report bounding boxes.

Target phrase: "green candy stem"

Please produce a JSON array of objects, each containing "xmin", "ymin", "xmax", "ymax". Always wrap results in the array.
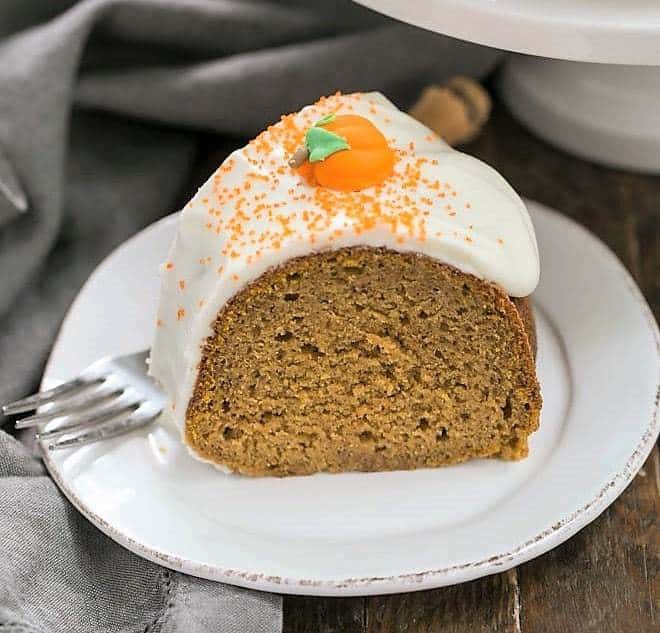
[
  {"xmin": 306, "ymin": 126, "xmax": 350, "ymax": 163},
  {"xmin": 287, "ymin": 112, "xmax": 350, "ymax": 168}
]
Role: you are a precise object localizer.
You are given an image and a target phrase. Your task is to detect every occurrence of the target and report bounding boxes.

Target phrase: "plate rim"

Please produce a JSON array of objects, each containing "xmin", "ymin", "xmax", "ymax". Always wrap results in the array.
[{"xmin": 40, "ymin": 202, "xmax": 660, "ymax": 596}]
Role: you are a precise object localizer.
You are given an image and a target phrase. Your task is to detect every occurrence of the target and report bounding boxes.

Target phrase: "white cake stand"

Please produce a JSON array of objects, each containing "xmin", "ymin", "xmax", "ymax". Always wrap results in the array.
[{"xmin": 356, "ymin": 0, "xmax": 660, "ymax": 172}]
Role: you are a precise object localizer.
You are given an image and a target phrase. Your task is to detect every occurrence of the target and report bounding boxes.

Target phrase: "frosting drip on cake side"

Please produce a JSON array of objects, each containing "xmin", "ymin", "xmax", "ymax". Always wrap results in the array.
[{"xmin": 149, "ymin": 92, "xmax": 540, "ymax": 432}]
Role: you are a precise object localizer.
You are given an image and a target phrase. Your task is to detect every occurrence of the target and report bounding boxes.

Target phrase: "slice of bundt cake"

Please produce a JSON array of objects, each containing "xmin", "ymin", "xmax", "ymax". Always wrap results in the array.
[{"xmin": 149, "ymin": 92, "xmax": 541, "ymax": 477}]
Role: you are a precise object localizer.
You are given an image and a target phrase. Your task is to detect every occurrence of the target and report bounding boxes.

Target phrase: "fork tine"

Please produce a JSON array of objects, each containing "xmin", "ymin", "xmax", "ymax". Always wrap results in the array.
[
  {"xmin": 15, "ymin": 388, "xmax": 124, "ymax": 429},
  {"xmin": 46, "ymin": 411, "xmax": 159, "ymax": 451},
  {"xmin": 2, "ymin": 377, "xmax": 103, "ymax": 416},
  {"xmin": 35, "ymin": 402, "xmax": 141, "ymax": 440}
]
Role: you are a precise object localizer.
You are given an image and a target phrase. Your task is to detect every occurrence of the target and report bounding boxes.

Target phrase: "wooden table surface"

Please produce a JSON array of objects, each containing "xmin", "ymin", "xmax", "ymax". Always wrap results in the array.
[{"xmin": 283, "ymin": 101, "xmax": 660, "ymax": 633}]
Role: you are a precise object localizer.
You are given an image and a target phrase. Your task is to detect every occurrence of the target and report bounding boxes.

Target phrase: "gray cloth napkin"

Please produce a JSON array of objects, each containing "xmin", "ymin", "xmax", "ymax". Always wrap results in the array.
[{"xmin": 0, "ymin": 1, "xmax": 501, "ymax": 631}]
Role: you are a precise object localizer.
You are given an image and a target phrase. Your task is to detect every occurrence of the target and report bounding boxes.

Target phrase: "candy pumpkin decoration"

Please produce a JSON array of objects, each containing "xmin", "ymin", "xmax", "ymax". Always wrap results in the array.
[{"xmin": 291, "ymin": 114, "xmax": 395, "ymax": 192}]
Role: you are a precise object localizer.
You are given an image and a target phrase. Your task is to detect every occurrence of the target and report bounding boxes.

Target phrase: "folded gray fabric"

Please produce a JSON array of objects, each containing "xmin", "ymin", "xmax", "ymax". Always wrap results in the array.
[
  {"xmin": 0, "ymin": 1, "xmax": 501, "ymax": 630},
  {"xmin": 0, "ymin": 431, "xmax": 283, "ymax": 633}
]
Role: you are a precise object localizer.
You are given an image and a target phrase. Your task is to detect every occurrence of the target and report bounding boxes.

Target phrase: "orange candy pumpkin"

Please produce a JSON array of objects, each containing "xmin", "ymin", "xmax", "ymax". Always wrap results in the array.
[{"xmin": 299, "ymin": 115, "xmax": 395, "ymax": 192}]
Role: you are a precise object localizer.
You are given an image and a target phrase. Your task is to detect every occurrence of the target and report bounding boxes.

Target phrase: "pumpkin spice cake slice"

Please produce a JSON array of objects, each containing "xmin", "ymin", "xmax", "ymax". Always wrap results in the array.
[{"xmin": 149, "ymin": 92, "xmax": 541, "ymax": 476}]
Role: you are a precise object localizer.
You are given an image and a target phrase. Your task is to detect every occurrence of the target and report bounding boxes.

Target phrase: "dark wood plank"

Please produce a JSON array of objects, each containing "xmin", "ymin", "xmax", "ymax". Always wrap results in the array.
[
  {"xmin": 633, "ymin": 173, "xmax": 660, "ymax": 317},
  {"xmin": 366, "ymin": 571, "xmax": 520, "ymax": 633},
  {"xmin": 284, "ymin": 597, "xmax": 366, "ymax": 633}
]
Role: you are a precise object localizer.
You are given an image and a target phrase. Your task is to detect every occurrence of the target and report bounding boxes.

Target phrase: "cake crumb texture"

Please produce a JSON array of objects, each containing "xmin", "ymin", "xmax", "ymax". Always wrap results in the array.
[{"xmin": 186, "ymin": 247, "xmax": 541, "ymax": 476}]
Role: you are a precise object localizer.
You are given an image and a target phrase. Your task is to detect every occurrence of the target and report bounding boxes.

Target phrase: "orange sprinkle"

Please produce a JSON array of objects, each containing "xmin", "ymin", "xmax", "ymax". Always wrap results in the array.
[
  {"xmin": 176, "ymin": 308, "xmax": 186, "ymax": 321},
  {"xmin": 164, "ymin": 261, "xmax": 174, "ymax": 271},
  {"xmin": 178, "ymin": 280, "xmax": 186, "ymax": 291}
]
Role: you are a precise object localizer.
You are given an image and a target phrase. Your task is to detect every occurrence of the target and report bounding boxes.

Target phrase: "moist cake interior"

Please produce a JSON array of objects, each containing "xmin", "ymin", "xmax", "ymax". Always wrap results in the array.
[{"xmin": 186, "ymin": 247, "xmax": 541, "ymax": 476}]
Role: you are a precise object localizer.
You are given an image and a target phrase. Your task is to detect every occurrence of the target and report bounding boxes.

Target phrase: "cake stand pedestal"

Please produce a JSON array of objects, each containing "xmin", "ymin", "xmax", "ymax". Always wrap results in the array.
[
  {"xmin": 355, "ymin": 0, "xmax": 660, "ymax": 173},
  {"xmin": 499, "ymin": 60, "xmax": 660, "ymax": 173}
]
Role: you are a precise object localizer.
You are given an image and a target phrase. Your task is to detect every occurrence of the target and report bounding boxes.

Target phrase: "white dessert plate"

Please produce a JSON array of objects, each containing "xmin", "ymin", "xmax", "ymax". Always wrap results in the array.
[{"xmin": 41, "ymin": 201, "xmax": 659, "ymax": 596}]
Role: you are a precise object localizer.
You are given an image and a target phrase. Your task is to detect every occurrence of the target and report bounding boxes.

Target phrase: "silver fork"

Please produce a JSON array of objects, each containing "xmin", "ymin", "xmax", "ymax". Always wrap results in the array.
[{"xmin": 1, "ymin": 350, "xmax": 164, "ymax": 451}]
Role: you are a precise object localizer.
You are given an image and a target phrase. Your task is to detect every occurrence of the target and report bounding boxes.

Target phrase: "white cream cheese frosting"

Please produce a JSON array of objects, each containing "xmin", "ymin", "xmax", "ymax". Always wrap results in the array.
[{"xmin": 149, "ymin": 92, "xmax": 539, "ymax": 433}]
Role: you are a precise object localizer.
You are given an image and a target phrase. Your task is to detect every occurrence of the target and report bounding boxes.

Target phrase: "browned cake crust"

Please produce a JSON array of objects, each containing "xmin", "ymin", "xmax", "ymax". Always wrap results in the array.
[
  {"xmin": 512, "ymin": 296, "xmax": 537, "ymax": 357},
  {"xmin": 186, "ymin": 247, "xmax": 542, "ymax": 476}
]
